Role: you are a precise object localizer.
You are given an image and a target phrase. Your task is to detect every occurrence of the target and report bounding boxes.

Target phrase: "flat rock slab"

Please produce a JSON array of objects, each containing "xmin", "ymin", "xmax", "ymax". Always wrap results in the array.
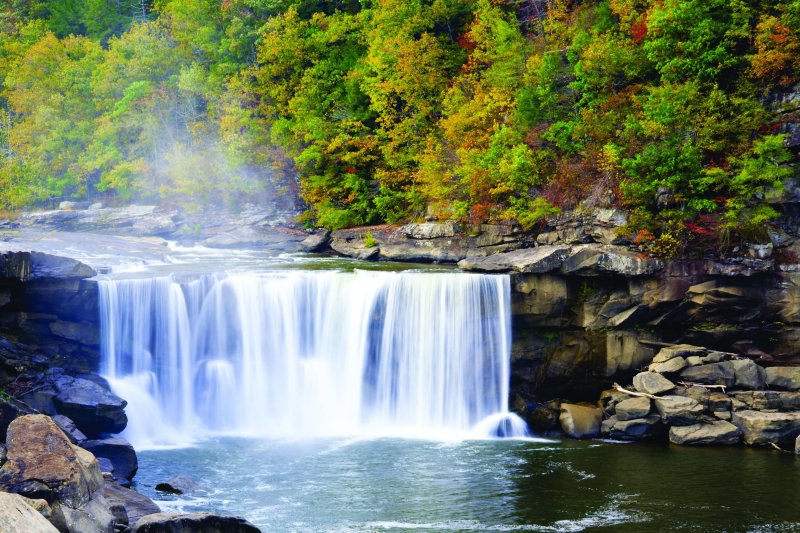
[
  {"xmin": 614, "ymin": 397, "xmax": 651, "ymax": 421},
  {"xmin": 669, "ymin": 421, "xmax": 741, "ymax": 445},
  {"xmin": 655, "ymin": 396, "xmax": 705, "ymax": 425},
  {"xmin": 601, "ymin": 414, "xmax": 663, "ymax": 440},
  {"xmin": 680, "ymin": 362, "xmax": 735, "ymax": 387},
  {"xmin": 633, "ymin": 372, "xmax": 675, "ymax": 395},
  {"xmin": 649, "ymin": 357, "xmax": 687, "ymax": 374},
  {"xmin": 765, "ymin": 367, "xmax": 800, "ymax": 391},
  {"xmin": 458, "ymin": 246, "xmax": 570, "ymax": 273},
  {"xmin": 652, "ymin": 345, "xmax": 707, "ymax": 364},
  {"xmin": 732, "ymin": 410, "xmax": 800, "ymax": 446},
  {"xmin": 132, "ymin": 512, "xmax": 261, "ymax": 533}
]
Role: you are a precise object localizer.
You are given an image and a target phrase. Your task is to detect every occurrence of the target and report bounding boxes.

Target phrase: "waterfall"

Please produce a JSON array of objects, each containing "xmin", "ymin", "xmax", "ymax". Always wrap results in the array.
[{"xmin": 98, "ymin": 270, "xmax": 527, "ymax": 447}]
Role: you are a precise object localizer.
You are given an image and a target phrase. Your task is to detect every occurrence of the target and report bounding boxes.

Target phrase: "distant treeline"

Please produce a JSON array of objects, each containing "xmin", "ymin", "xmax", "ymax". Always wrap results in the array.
[{"xmin": 0, "ymin": 1, "xmax": 798, "ymax": 254}]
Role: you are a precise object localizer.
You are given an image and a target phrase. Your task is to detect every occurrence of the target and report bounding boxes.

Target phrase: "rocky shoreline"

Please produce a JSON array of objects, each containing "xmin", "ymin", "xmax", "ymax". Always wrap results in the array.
[{"xmin": 2, "ymin": 203, "xmax": 800, "ymax": 529}]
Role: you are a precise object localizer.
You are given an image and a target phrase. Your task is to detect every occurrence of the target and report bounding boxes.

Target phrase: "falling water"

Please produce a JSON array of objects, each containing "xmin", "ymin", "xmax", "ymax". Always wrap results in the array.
[{"xmin": 98, "ymin": 270, "xmax": 527, "ymax": 447}]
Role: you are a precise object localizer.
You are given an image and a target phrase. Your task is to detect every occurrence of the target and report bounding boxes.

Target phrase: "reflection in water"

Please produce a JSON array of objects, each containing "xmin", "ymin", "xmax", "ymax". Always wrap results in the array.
[{"xmin": 136, "ymin": 438, "xmax": 800, "ymax": 532}]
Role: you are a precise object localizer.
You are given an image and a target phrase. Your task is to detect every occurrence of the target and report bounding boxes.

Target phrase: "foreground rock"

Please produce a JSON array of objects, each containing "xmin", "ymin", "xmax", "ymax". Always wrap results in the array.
[
  {"xmin": 155, "ymin": 474, "xmax": 200, "ymax": 495},
  {"xmin": 104, "ymin": 480, "xmax": 161, "ymax": 527},
  {"xmin": 81, "ymin": 437, "xmax": 138, "ymax": 486},
  {"xmin": 0, "ymin": 415, "xmax": 114, "ymax": 532},
  {"xmin": 132, "ymin": 512, "xmax": 261, "ymax": 533},
  {"xmin": 52, "ymin": 375, "xmax": 127, "ymax": 438},
  {"xmin": 732, "ymin": 410, "xmax": 800, "ymax": 446},
  {"xmin": 0, "ymin": 492, "xmax": 59, "ymax": 533}
]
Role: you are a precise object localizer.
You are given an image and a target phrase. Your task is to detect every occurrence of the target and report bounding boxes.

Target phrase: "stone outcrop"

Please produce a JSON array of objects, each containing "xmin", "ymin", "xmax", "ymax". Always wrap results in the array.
[
  {"xmin": 132, "ymin": 512, "xmax": 261, "ymax": 533},
  {"xmin": 668, "ymin": 421, "xmax": 741, "ymax": 446},
  {"xmin": 558, "ymin": 403, "xmax": 601, "ymax": 439}
]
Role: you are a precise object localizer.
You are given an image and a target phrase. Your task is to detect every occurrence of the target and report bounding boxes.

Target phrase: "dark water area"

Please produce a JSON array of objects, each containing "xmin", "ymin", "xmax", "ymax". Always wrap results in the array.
[{"xmin": 135, "ymin": 437, "xmax": 800, "ymax": 532}]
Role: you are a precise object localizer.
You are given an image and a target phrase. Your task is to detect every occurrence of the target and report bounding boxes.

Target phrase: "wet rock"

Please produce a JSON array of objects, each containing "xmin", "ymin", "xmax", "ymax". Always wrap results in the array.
[
  {"xmin": 51, "ymin": 415, "xmax": 87, "ymax": 444},
  {"xmin": 80, "ymin": 438, "xmax": 137, "ymax": 485},
  {"xmin": 669, "ymin": 421, "xmax": 741, "ymax": 446},
  {"xmin": 558, "ymin": 403, "xmax": 601, "ymax": 439},
  {"xmin": 654, "ymin": 396, "xmax": 705, "ymax": 426},
  {"xmin": 731, "ymin": 359, "xmax": 766, "ymax": 390},
  {"xmin": 732, "ymin": 410, "xmax": 800, "ymax": 446},
  {"xmin": 49, "ymin": 320, "xmax": 99, "ymax": 346},
  {"xmin": 601, "ymin": 414, "xmax": 663, "ymax": 440},
  {"xmin": 679, "ymin": 362, "xmax": 736, "ymax": 388},
  {"xmin": 155, "ymin": 474, "xmax": 200, "ymax": 495},
  {"xmin": 458, "ymin": 245, "xmax": 570, "ymax": 273},
  {"xmin": 0, "ymin": 492, "xmax": 59, "ymax": 533},
  {"xmin": 52, "ymin": 376, "xmax": 127, "ymax": 438},
  {"xmin": 632, "ymin": 372, "xmax": 675, "ymax": 395},
  {"xmin": 614, "ymin": 397, "xmax": 651, "ymax": 421},
  {"xmin": 765, "ymin": 367, "xmax": 800, "ymax": 391},
  {"xmin": 0, "ymin": 251, "xmax": 31, "ymax": 281},
  {"xmin": 131, "ymin": 512, "xmax": 261, "ymax": 533},
  {"xmin": 104, "ymin": 480, "xmax": 160, "ymax": 527}
]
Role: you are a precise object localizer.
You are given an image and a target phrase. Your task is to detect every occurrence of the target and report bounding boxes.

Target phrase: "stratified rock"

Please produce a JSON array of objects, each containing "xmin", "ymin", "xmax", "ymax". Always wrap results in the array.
[
  {"xmin": 614, "ymin": 397, "xmax": 651, "ymax": 421},
  {"xmin": 52, "ymin": 376, "xmax": 127, "ymax": 438},
  {"xmin": 730, "ymin": 359, "xmax": 766, "ymax": 390},
  {"xmin": 0, "ymin": 492, "xmax": 59, "ymax": 533},
  {"xmin": 561, "ymin": 245, "xmax": 663, "ymax": 276},
  {"xmin": 329, "ymin": 236, "xmax": 379, "ymax": 261},
  {"xmin": 765, "ymin": 367, "xmax": 800, "ymax": 391},
  {"xmin": 0, "ymin": 251, "xmax": 31, "ymax": 281},
  {"xmin": 632, "ymin": 372, "xmax": 675, "ymax": 395},
  {"xmin": 396, "ymin": 222, "xmax": 460, "ymax": 239},
  {"xmin": 558, "ymin": 403, "xmax": 601, "ymax": 439},
  {"xmin": 132, "ymin": 512, "xmax": 261, "ymax": 533},
  {"xmin": 104, "ymin": 480, "xmax": 160, "ymax": 527},
  {"xmin": 601, "ymin": 415, "xmax": 663, "ymax": 440},
  {"xmin": 679, "ymin": 362, "xmax": 736, "ymax": 388},
  {"xmin": 51, "ymin": 415, "xmax": 87, "ymax": 444},
  {"xmin": 669, "ymin": 421, "xmax": 741, "ymax": 445},
  {"xmin": 80, "ymin": 438, "xmax": 137, "ymax": 485},
  {"xmin": 654, "ymin": 396, "xmax": 705, "ymax": 425},
  {"xmin": 732, "ymin": 410, "xmax": 800, "ymax": 446},
  {"xmin": 49, "ymin": 320, "xmax": 99, "ymax": 346},
  {"xmin": 0, "ymin": 415, "xmax": 114, "ymax": 533},
  {"xmin": 649, "ymin": 357, "xmax": 687, "ymax": 374},
  {"xmin": 155, "ymin": 474, "xmax": 200, "ymax": 495},
  {"xmin": 729, "ymin": 391, "xmax": 783, "ymax": 411},
  {"xmin": 457, "ymin": 246, "xmax": 570, "ymax": 273}
]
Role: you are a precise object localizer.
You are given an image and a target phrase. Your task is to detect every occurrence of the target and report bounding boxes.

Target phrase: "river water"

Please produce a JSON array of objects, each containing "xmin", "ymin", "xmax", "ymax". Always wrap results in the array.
[{"xmin": 4, "ymin": 232, "xmax": 799, "ymax": 531}]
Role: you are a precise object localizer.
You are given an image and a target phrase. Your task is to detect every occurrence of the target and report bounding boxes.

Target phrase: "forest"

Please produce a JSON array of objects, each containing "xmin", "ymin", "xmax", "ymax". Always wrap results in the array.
[{"xmin": 0, "ymin": 0, "xmax": 798, "ymax": 255}]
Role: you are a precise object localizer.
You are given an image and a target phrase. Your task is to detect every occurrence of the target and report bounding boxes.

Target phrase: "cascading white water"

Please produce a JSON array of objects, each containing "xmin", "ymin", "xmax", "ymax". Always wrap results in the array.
[{"xmin": 98, "ymin": 270, "xmax": 527, "ymax": 447}]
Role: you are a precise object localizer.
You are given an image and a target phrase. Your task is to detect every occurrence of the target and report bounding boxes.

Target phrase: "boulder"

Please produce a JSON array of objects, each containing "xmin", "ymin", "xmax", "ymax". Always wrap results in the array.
[
  {"xmin": 654, "ymin": 396, "xmax": 705, "ymax": 425},
  {"xmin": 558, "ymin": 404, "xmax": 601, "ymax": 439},
  {"xmin": 732, "ymin": 410, "xmax": 800, "ymax": 446},
  {"xmin": 104, "ymin": 480, "xmax": 160, "ymax": 527},
  {"xmin": 155, "ymin": 474, "xmax": 200, "ymax": 495},
  {"xmin": 560, "ymin": 245, "xmax": 663, "ymax": 277},
  {"xmin": 632, "ymin": 372, "xmax": 675, "ymax": 395},
  {"xmin": 52, "ymin": 376, "xmax": 127, "ymax": 438},
  {"xmin": 765, "ymin": 367, "xmax": 800, "ymax": 391},
  {"xmin": 731, "ymin": 359, "xmax": 766, "ymax": 390},
  {"xmin": 0, "ymin": 492, "xmax": 59, "ymax": 533},
  {"xmin": 601, "ymin": 415, "xmax": 663, "ymax": 440},
  {"xmin": 29, "ymin": 252, "xmax": 96, "ymax": 280},
  {"xmin": 669, "ymin": 421, "xmax": 741, "ymax": 446},
  {"xmin": 80, "ymin": 438, "xmax": 138, "ymax": 485},
  {"xmin": 329, "ymin": 237, "xmax": 379, "ymax": 261},
  {"xmin": 297, "ymin": 230, "xmax": 330, "ymax": 252},
  {"xmin": 131, "ymin": 512, "xmax": 261, "ymax": 533},
  {"xmin": 729, "ymin": 391, "xmax": 783, "ymax": 411},
  {"xmin": 0, "ymin": 415, "xmax": 114, "ymax": 533},
  {"xmin": 614, "ymin": 397, "xmax": 651, "ymax": 421},
  {"xmin": 679, "ymin": 362, "xmax": 736, "ymax": 388}
]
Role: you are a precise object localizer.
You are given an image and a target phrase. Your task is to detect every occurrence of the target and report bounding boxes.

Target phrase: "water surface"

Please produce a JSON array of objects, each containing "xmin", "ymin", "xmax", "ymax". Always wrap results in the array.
[{"xmin": 135, "ymin": 437, "xmax": 800, "ymax": 532}]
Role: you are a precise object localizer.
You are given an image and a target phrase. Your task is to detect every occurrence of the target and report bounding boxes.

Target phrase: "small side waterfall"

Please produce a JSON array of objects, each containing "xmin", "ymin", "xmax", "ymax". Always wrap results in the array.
[{"xmin": 98, "ymin": 270, "xmax": 527, "ymax": 447}]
